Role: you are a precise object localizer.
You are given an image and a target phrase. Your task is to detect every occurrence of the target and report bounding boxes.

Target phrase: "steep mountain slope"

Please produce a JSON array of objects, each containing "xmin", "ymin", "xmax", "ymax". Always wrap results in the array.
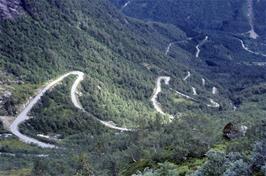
[
  {"xmin": 112, "ymin": 0, "xmax": 266, "ymax": 37},
  {"xmin": 0, "ymin": 0, "xmax": 230, "ymax": 128},
  {"xmin": 0, "ymin": 0, "xmax": 227, "ymax": 175},
  {"xmin": 110, "ymin": 0, "xmax": 266, "ymax": 175},
  {"xmin": 0, "ymin": 0, "xmax": 265, "ymax": 175},
  {"xmin": 111, "ymin": 0, "xmax": 266, "ymax": 94},
  {"xmin": 0, "ymin": 0, "xmax": 178, "ymax": 118}
]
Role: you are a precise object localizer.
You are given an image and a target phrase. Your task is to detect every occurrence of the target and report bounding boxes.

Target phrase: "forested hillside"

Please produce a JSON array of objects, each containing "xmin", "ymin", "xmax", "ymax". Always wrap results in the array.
[
  {"xmin": 111, "ymin": 0, "xmax": 266, "ymax": 96},
  {"xmin": 112, "ymin": 0, "xmax": 266, "ymax": 37},
  {"xmin": 0, "ymin": 0, "xmax": 265, "ymax": 175},
  {"xmin": 0, "ymin": 0, "xmax": 186, "ymax": 123}
]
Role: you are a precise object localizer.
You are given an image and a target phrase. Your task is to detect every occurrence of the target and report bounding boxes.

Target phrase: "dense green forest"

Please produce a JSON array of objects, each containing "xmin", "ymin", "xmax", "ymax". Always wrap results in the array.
[{"xmin": 0, "ymin": 0, "xmax": 266, "ymax": 175}]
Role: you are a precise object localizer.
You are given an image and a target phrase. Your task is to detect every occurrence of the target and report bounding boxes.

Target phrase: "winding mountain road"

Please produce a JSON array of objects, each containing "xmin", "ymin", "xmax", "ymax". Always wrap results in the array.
[
  {"xmin": 165, "ymin": 42, "xmax": 175, "ymax": 56},
  {"xmin": 207, "ymin": 99, "xmax": 220, "ymax": 108},
  {"xmin": 9, "ymin": 72, "xmax": 84, "ymax": 148},
  {"xmin": 70, "ymin": 72, "xmax": 85, "ymax": 110},
  {"xmin": 165, "ymin": 38, "xmax": 192, "ymax": 56},
  {"xmin": 69, "ymin": 74, "xmax": 132, "ymax": 132},
  {"xmin": 9, "ymin": 71, "xmax": 131, "ymax": 148},
  {"xmin": 173, "ymin": 89, "xmax": 196, "ymax": 101},
  {"xmin": 173, "ymin": 88, "xmax": 220, "ymax": 108},
  {"xmin": 192, "ymin": 87, "xmax": 197, "ymax": 95},
  {"xmin": 195, "ymin": 36, "xmax": 208, "ymax": 58},
  {"xmin": 238, "ymin": 39, "xmax": 266, "ymax": 57},
  {"xmin": 151, "ymin": 76, "xmax": 174, "ymax": 120},
  {"xmin": 8, "ymin": 70, "xmax": 222, "ymax": 148},
  {"xmin": 183, "ymin": 71, "xmax": 191, "ymax": 81}
]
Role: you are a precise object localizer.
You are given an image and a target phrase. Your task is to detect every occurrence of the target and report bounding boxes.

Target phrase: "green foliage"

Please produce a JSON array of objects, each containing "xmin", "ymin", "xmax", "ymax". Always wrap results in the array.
[
  {"xmin": 31, "ymin": 160, "xmax": 49, "ymax": 176},
  {"xmin": 20, "ymin": 78, "xmax": 106, "ymax": 137},
  {"xmin": 11, "ymin": 83, "xmax": 40, "ymax": 104},
  {"xmin": 133, "ymin": 162, "xmax": 179, "ymax": 176},
  {"xmin": 0, "ymin": 121, "xmax": 5, "ymax": 133},
  {"xmin": 1, "ymin": 0, "xmax": 266, "ymax": 175},
  {"xmin": 192, "ymin": 122, "xmax": 266, "ymax": 176},
  {"xmin": 120, "ymin": 160, "xmax": 155, "ymax": 176},
  {"xmin": 74, "ymin": 154, "xmax": 94, "ymax": 176},
  {"xmin": 0, "ymin": 168, "xmax": 31, "ymax": 176}
]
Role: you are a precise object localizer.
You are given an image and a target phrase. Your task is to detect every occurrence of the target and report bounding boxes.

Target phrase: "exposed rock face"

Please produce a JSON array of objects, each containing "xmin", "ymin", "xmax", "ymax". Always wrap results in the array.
[
  {"xmin": 223, "ymin": 123, "xmax": 238, "ymax": 139},
  {"xmin": 0, "ymin": 0, "xmax": 23, "ymax": 19},
  {"xmin": 223, "ymin": 122, "xmax": 248, "ymax": 140}
]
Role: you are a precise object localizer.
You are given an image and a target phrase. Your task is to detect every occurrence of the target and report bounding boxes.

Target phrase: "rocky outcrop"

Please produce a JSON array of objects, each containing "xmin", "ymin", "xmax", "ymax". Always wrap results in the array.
[
  {"xmin": 223, "ymin": 122, "xmax": 248, "ymax": 140},
  {"xmin": 0, "ymin": 0, "xmax": 23, "ymax": 19}
]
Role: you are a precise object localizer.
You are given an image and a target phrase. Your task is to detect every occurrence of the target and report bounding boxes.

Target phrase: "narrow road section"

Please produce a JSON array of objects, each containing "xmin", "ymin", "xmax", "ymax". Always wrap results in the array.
[
  {"xmin": 165, "ymin": 38, "xmax": 192, "ymax": 56},
  {"xmin": 195, "ymin": 36, "xmax": 208, "ymax": 58},
  {"xmin": 183, "ymin": 71, "xmax": 191, "ymax": 81},
  {"xmin": 71, "ymin": 72, "xmax": 85, "ymax": 110},
  {"xmin": 202, "ymin": 78, "xmax": 206, "ymax": 86},
  {"xmin": 192, "ymin": 87, "xmax": 197, "ymax": 95},
  {"xmin": 121, "ymin": 1, "xmax": 131, "ymax": 10},
  {"xmin": 207, "ymin": 99, "xmax": 220, "ymax": 108},
  {"xmin": 171, "ymin": 88, "xmax": 220, "ymax": 108},
  {"xmin": 212, "ymin": 87, "xmax": 218, "ymax": 95},
  {"xmin": 70, "ymin": 73, "xmax": 133, "ymax": 131},
  {"xmin": 165, "ymin": 42, "xmax": 175, "ymax": 56},
  {"xmin": 151, "ymin": 77, "xmax": 174, "ymax": 120},
  {"xmin": 239, "ymin": 39, "xmax": 266, "ymax": 57},
  {"xmin": 172, "ymin": 89, "xmax": 196, "ymax": 101}
]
